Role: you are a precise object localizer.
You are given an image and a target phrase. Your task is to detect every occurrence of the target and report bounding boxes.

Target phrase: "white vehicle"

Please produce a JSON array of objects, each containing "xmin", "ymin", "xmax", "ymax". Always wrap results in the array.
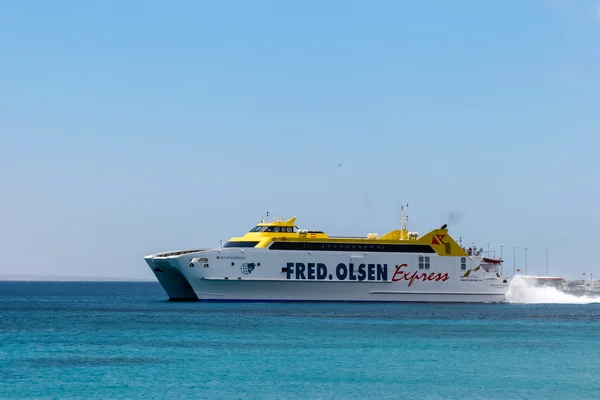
[{"xmin": 145, "ymin": 207, "xmax": 509, "ymax": 302}]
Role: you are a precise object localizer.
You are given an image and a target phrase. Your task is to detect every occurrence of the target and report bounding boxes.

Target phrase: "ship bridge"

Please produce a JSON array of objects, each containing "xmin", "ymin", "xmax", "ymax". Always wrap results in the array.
[{"xmin": 224, "ymin": 216, "xmax": 329, "ymax": 248}]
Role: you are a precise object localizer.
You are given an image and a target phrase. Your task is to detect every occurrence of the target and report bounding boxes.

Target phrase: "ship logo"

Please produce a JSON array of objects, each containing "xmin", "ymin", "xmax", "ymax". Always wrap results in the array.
[
  {"xmin": 461, "ymin": 265, "xmax": 481, "ymax": 278},
  {"xmin": 431, "ymin": 234, "xmax": 446, "ymax": 245},
  {"xmin": 240, "ymin": 263, "xmax": 256, "ymax": 275}
]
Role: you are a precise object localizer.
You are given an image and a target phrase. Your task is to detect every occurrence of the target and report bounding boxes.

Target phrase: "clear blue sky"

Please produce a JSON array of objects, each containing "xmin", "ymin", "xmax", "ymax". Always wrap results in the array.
[{"xmin": 1, "ymin": 0, "xmax": 599, "ymax": 280}]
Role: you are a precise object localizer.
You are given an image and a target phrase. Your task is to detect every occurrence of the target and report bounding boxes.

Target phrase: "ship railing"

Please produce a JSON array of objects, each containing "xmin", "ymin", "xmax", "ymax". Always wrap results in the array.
[{"xmin": 152, "ymin": 249, "xmax": 207, "ymax": 258}]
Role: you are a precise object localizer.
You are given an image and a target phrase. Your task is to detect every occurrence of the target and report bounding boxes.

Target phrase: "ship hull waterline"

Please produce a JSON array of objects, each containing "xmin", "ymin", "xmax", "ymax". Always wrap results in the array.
[{"xmin": 187, "ymin": 279, "xmax": 507, "ymax": 303}]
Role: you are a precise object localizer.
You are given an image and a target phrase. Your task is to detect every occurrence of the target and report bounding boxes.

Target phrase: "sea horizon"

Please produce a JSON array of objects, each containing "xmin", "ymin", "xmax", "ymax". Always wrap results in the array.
[{"xmin": 0, "ymin": 274, "xmax": 157, "ymax": 282}]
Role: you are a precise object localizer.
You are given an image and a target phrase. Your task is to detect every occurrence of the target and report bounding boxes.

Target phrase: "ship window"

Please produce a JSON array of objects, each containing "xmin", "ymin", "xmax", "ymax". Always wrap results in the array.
[
  {"xmin": 419, "ymin": 256, "xmax": 424, "ymax": 262},
  {"xmin": 249, "ymin": 226, "xmax": 266, "ymax": 232},
  {"xmin": 419, "ymin": 262, "xmax": 424, "ymax": 269},
  {"xmin": 268, "ymin": 241, "xmax": 436, "ymax": 253},
  {"xmin": 425, "ymin": 257, "xmax": 430, "ymax": 269},
  {"xmin": 223, "ymin": 241, "xmax": 259, "ymax": 248},
  {"xmin": 264, "ymin": 226, "xmax": 294, "ymax": 232},
  {"xmin": 461, "ymin": 257, "xmax": 467, "ymax": 270}
]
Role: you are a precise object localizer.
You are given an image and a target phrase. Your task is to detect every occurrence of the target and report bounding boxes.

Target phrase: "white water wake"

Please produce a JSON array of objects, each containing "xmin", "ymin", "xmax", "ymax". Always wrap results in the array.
[{"xmin": 506, "ymin": 276, "xmax": 600, "ymax": 304}]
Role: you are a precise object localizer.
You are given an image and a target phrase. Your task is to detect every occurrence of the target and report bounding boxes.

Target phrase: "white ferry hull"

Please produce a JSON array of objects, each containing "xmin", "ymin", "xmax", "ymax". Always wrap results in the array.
[
  {"xmin": 187, "ymin": 280, "xmax": 506, "ymax": 303},
  {"xmin": 145, "ymin": 247, "xmax": 510, "ymax": 303},
  {"xmin": 149, "ymin": 257, "xmax": 199, "ymax": 301}
]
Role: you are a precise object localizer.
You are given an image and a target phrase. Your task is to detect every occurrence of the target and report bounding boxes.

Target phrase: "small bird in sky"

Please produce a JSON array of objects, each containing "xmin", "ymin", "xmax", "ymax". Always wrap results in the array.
[{"xmin": 337, "ymin": 162, "xmax": 343, "ymax": 167}]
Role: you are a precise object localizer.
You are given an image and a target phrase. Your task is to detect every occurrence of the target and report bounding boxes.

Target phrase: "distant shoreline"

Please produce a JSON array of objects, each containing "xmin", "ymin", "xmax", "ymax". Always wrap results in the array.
[{"xmin": 0, "ymin": 275, "xmax": 157, "ymax": 282}]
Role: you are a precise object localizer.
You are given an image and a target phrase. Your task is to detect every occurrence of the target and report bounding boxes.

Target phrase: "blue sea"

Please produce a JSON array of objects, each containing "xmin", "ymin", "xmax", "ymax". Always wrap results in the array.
[{"xmin": 1, "ymin": 281, "xmax": 600, "ymax": 399}]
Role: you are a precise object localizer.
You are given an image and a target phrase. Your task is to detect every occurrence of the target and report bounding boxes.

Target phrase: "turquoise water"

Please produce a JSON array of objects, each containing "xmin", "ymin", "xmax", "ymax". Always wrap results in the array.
[{"xmin": 1, "ymin": 282, "xmax": 599, "ymax": 399}]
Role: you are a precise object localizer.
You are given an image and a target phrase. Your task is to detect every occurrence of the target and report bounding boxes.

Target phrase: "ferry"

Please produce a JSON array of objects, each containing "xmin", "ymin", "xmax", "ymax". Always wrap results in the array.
[{"xmin": 144, "ymin": 207, "xmax": 510, "ymax": 302}]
